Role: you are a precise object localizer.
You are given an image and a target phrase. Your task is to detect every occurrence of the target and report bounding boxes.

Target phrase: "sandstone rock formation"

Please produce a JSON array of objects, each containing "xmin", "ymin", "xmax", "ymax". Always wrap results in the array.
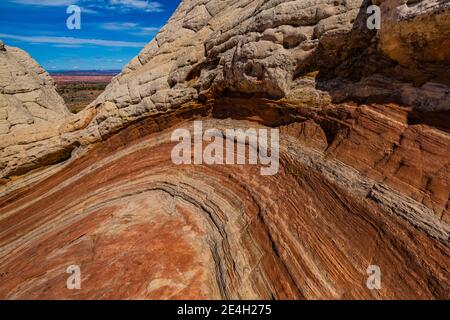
[
  {"xmin": 0, "ymin": 0, "xmax": 449, "ymax": 299},
  {"xmin": 1, "ymin": 111, "xmax": 448, "ymax": 299},
  {"xmin": 376, "ymin": 0, "xmax": 450, "ymax": 86},
  {"xmin": 0, "ymin": 41, "xmax": 71, "ymax": 183},
  {"xmin": 2, "ymin": 0, "xmax": 450, "ymax": 183}
]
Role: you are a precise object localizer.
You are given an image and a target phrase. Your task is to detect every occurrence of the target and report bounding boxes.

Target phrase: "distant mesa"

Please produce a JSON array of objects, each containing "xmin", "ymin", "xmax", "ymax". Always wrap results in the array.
[{"xmin": 49, "ymin": 70, "xmax": 121, "ymax": 77}]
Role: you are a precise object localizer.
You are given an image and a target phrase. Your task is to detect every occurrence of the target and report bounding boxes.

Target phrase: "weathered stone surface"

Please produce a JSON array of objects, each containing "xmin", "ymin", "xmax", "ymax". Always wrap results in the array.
[
  {"xmin": 0, "ymin": 40, "xmax": 71, "ymax": 182},
  {"xmin": 377, "ymin": 0, "xmax": 450, "ymax": 85},
  {"xmin": 0, "ymin": 1, "xmax": 449, "ymax": 300},
  {"xmin": 2, "ymin": 0, "xmax": 450, "ymax": 182},
  {"xmin": 53, "ymin": 0, "xmax": 447, "ymax": 156}
]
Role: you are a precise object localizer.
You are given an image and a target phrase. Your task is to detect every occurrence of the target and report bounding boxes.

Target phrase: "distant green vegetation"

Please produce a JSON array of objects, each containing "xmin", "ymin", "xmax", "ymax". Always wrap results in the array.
[
  {"xmin": 58, "ymin": 83, "xmax": 107, "ymax": 92},
  {"xmin": 56, "ymin": 83, "xmax": 107, "ymax": 114}
]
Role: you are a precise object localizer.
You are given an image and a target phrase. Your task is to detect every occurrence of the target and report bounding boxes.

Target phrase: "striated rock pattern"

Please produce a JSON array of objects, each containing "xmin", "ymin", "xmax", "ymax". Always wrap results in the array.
[
  {"xmin": 0, "ymin": 112, "xmax": 448, "ymax": 299},
  {"xmin": 1, "ymin": 0, "xmax": 450, "ymax": 183},
  {"xmin": 0, "ymin": 0, "xmax": 449, "ymax": 299}
]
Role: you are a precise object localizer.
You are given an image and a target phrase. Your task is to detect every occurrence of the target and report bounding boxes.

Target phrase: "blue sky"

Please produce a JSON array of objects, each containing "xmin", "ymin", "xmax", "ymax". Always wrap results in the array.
[{"xmin": 0, "ymin": 0, "xmax": 181, "ymax": 71}]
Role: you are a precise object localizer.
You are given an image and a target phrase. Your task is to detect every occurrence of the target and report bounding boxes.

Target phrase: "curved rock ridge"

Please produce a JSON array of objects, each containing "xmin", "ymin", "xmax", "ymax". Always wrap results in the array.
[
  {"xmin": 0, "ymin": 117, "xmax": 448, "ymax": 299},
  {"xmin": 0, "ymin": 0, "xmax": 449, "ymax": 300},
  {"xmin": 0, "ymin": 41, "xmax": 71, "ymax": 183},
  {"xmin": 92, "ymin": 0, "xmax": 450, "ymax": 113},
  {"xmin": 53, "ymin": 0, "xmax": 450, "ymax": 177},
  {"xmin": 1, "ymin": 0, "xmax": 449, "ymax": 182}
]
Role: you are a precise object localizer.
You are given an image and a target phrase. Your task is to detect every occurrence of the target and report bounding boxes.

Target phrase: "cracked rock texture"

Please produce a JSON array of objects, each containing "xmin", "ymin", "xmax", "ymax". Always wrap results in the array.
[
  {"xmin": 0, "ymin": 43, "xmax": 71, "ymax": 183},
  {"xmin": 0, "ymin": 0, "xmax": 449, "ymax": 299}
]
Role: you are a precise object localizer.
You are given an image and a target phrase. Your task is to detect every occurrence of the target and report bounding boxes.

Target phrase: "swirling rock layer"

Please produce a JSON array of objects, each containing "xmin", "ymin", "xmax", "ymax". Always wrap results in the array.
[
  {"xmin": 0, "ymin": 0, "xmax": 449, "ymax": 300},
  {"xmin": 1, "ymin": 0, "xmax": 450, "ymax": 183},
  {"xmin": 0, "ymin": 100, "xmax": 448, "ymax": 299}
]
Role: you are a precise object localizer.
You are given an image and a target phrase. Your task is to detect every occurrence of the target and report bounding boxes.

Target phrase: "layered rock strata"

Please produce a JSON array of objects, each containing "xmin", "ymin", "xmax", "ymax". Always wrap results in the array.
[
  {"xmin": 1, "ymin": 100, "xmax": 449, "ymax": 299},
  {"xmin": 0, "ymin": 0, "xmax": 449, "ymax": 299},
  {"xmin": 1, "ymin": 0, "xmax": 450, "ymax": 183}
]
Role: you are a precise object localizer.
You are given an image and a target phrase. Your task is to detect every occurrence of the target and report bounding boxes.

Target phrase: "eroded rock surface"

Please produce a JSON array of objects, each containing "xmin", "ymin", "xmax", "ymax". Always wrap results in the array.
[
  {"xmin": 0, "ymin": 113, "xmax": 448, "ymax": 299},
  {"xmin": 47, "ymin": 0, "xmax": 450, "ymax": 170},
  {"xmin": 0, "ymin": 42, "xmax": 71, "ymax": 183},
  {"xmin": 91, "ymin": 0, "xmax": 450, "ymax": 119},
  {"xmin": 0, "ymin": 0, "xmax": 449, "ymax": 299},
  {"xmin": 377, "ymin": 0, "xmax": 450, "ymax": 85},
  {"xmin": 1, "ymin": 0, "xmax": 450, "ymax": 183}
]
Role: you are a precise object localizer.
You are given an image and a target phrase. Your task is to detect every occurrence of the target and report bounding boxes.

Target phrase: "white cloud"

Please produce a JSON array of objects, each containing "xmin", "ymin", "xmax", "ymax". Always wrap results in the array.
[
  {"xmin": 136, "ymin": 27, "xmax": 160, "ymax": 35},
  {"xmin": 101, "ymin": 22, "xmax": 160, "ymax": 36},
  {"xmin": 10, "ymin": 0, "xmax": 78, "ymax": 6},
  {"xmin": 109, "ymin": 0, "xmax": 163, "ymax": 12},
  {"xmin": 0, "ymin": 33, "xmax": 147, "ymax": 48},
  {"xmin": 9, "ymin": 0, "xmax": 99, "ymax": 13},
  {"xmin": 80, "ymin": 7, "xmax": 100, "ymax": 14},
  {"xmin": 101, "ymin": 22, "xmax": 139, "ymax": 31},
  {"xmin": 52, "ymin": 44, "xmax": 83, "ymax": 48},
  {"xmin": 9, "ymin": 0, "xmax": 164, "ymax": 12}
]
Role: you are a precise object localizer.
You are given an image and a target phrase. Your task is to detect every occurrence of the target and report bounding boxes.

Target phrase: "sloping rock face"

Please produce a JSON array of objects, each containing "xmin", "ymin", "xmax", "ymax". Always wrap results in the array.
[
  {"xmin": 0, "ymin": 0, "xmax": 449, "ymax": 299},
  {"xmin": 0, "ymin": 113, "xmax": 448, "ymax": 299},
  {"xmin": 91, "ymin": 0, "xmax": 450, "ymax": 115},
  {"xmin": 50, "ymin": 0, "xmax": 450, "ymax": 156},
  {"xmin": 0, "ymin": 43, "xmax": 71, "ymax": 183},
  {"xmin": 1, "ymin": 0, "xmax": 450, "ymax": 183},
  {"xmin": 376, "ymin": 0, "xmax": 450, "ymax": 86}
]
